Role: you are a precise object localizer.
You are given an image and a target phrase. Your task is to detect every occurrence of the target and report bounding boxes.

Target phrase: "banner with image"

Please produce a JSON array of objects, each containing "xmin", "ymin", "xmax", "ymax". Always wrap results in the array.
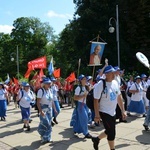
[{"xmin": 89, "ymin": 42, "xmax": 106, "ymax": 66}]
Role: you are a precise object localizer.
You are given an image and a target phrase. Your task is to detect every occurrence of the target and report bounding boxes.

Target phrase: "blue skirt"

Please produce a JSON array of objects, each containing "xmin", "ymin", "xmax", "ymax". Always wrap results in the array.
[
  {"xmin": 20, "ymin": 106, "xmax": 30, "ymax": 121},
  {"xmin": 70, "ymin": 102, "xmax": 91, "ymax": 135},
  {"xmin": 128, "ymin": 100, "xmax": 145, "ymax": 114},
  {"xmin": 52, "ymin": 101, "xmax": 61, "ymax": 118},
  {"xmin": 37, "ymin": 104, "xmax": 52, "ymax": 142},
  {"xmin": 0, "ymin": 100, "xmax": 7, "ymax": 117}
]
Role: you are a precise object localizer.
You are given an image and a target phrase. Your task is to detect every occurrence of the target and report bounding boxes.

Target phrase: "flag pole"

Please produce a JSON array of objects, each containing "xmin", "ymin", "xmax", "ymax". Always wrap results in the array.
[{"xmin": 77, "ymin": 58, "xmax": 81, "ymax": 77}]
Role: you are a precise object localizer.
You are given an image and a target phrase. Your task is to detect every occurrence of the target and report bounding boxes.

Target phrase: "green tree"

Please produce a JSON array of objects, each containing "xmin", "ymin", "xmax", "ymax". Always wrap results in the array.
[{"xmin": 10, "ymin": 17, "xmax": 55, "ymax": 77}]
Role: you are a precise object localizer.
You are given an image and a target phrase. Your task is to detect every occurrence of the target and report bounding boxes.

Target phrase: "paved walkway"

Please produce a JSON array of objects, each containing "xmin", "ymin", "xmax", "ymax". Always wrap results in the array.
[{"xmin": 0, "ymin": 102, "xmax": 150, "ymax": 150}]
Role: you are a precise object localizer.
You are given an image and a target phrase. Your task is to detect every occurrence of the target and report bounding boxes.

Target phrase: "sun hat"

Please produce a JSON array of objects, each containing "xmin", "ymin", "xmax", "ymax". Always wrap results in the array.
[
  {"xmin": 78, "ymin": 74, "xmax": 85, "ymax": 81},
  {"xmin": 42, "ymin": 77, "xmax": 51, "ymax": 84},
  {"xmin": 86, "ymin": 76, "xmax": 93, "ymax": 81},
  {"xmin": 103, "ymin": 65, "xmax": 115, "ymax": 74},
  {"xmin": 114, "ymin": 66, "xmax": 121, "ymax": 71},
  {"xmin": 141, "ymin": 74, "xmax": 147, "ymax": 78},
  {"xmin": 135, "ymin": 75, "xmax": 141, "ymax": 80},
  {"xmin": 22, "ymin": 82, "xmax": 30, "ymax": 87}
]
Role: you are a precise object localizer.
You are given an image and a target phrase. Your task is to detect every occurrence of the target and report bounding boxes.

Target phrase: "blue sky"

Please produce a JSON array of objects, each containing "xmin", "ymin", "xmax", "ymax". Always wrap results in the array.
[{"xmin": 0, "ymin": 0, "xmax": 76, "ymax": 35}]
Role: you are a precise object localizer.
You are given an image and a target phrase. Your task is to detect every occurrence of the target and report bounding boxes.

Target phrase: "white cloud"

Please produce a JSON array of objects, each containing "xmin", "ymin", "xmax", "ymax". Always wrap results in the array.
[
  {"xmin": 46, "ymin": 10, "xmax": 72, "ymax": 19},
  {"xmin": 0, "ymin": 25, "xmax": 14, "ymax": 34}
]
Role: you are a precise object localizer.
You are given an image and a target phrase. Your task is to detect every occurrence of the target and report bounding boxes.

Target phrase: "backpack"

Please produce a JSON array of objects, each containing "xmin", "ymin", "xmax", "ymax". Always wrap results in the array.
[
  {"xmin": 86, "ymin": 79, "xmax": 106, "ymax": 110},
  {"xmin": 127, "ymin": 83, "xmax": 138, "ymax": 97},
  {"xmin": 146, "ymin": 85, "xmax": 150, "ymax": 100}
]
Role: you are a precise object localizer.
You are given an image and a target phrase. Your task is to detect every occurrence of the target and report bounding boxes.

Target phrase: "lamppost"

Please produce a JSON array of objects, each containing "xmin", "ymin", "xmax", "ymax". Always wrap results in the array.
[
  {"xmin": 108, "ymin": 5, "xmax": 120, "ymax": 67},
  {"xmin": 10, "ymin": 45, "xmax": 19, "ymax": 79}
]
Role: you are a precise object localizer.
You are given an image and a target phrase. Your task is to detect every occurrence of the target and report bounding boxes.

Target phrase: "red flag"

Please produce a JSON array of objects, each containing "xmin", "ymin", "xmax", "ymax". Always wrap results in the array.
[
  {"xmin": 39, "ymin": 69, "xmax": 44, "ymax": 81},
  {"xmin": 28, "ymin": 56, "xmax": 47, "ymax": 69},
  {"xmin": 13, "ymin": 77, "xmax": 19, "ymax": 85},
  {"xmin": 24, "ymin": 67, "xmax": 32, "ymax": 78},
  {"xmin": 24, "ymin": 56, "xmax": 47, "ymax": 78},
  {"xmin": 65, "ymin": 72, "xmax": 76, "ymax": 82},
  {"xmin": 53, "ymin": 68, "xmax": 60, "ymax": 78}
]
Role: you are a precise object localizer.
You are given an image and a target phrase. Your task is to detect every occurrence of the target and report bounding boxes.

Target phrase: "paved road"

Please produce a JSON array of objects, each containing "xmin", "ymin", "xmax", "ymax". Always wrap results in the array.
[{"xmin": 0, "ymin": 102, "xmax": 150, "ymax": 150}]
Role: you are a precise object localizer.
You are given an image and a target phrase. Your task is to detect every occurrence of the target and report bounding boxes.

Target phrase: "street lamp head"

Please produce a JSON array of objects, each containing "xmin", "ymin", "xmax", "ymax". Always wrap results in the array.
[
  {"xmin": 11, "ymin": 57, "xmax": 15, "ymax": 61},
  {"xmin": 108, "ymin": 26, "xmax": 115, "ymax": 33}
]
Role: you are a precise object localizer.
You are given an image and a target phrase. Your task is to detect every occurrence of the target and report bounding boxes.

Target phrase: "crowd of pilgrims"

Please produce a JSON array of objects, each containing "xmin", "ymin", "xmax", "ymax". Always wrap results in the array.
[{"xmin": 0, "ymin": 66, "xmax": 150, "ymax": 144}]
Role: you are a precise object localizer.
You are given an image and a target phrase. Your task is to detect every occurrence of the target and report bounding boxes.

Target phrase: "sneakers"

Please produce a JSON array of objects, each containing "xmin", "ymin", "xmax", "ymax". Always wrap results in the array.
[
  {"xmin": 143, "ymin": 124, "xmax": 149, "ymax": 131},
  {"xmin": 23, "ymin": 125, "xmax": 30, "ymax": 131},
  {"xmin": 26, "ymin": 126, "xmax": 30, "ymax": 131},
  {"xmin": 1, "ymin": 117, "xmax": 6, "ymax": 121},
  {"xmin": 84, "ymin": 133, "xmax": 92, "ymax": 139},
  {"xmin": 23, "ymin": 124, "xmax": 27, "ymax": 128},
  {"xmin": 53, "ymin": 118, "xmax": 58, "ymax": 124},
  {"xmin": 119, "ymin": 119, "xmax": 127, "ymax": 123},
  {"xmin": 41, "ymin": 139, "xmax": 53, "ymax": 144},
  {"xmin": 92, "ymin": 137, "xmax": 100, "ymax": 150}
]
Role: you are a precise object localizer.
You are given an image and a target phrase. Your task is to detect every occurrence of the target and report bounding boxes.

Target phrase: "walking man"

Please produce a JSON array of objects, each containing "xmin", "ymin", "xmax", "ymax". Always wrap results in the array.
[{"xmin": 92, "ymin": 65, "xmax": 126, "ymax": 150}]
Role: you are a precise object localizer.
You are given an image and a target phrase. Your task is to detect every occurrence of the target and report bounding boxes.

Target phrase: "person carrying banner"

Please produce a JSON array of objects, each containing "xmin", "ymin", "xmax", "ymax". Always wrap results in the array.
[{"xmin": 91, "ymin": 65, "xmax": 126, "ymax": 150}]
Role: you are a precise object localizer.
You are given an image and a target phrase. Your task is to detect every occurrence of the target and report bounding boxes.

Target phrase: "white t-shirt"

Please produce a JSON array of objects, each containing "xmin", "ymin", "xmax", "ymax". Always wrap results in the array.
[
  {"xmin": 37, "ymin": 88, "xmax": 53, "ymax": 107},
  {"xmin": 130, "ymin": 83, "xmax": 143, "ymax": 101},
  {"xmin": 75, "ymin": 86, "xmax": 87, "ymax": 103},
  {"xmin": 19, "ymin": 90, "xmax": 34, "ymax": 108},
  {"xmin": 94, "ymin": 80, "xmax": 120, "ymax": 116},
  {"xmin": 0, "ymin": 89, "xmax": 7, "ymax": 100}
]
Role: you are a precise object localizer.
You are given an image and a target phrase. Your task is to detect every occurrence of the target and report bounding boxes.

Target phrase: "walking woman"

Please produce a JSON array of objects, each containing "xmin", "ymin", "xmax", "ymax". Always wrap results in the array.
[
  {"xmin": 0, "ymin": 82, "xmax": 8, "ymax": 121},
  {"xmin": 17, "ymin": 82, "xmax": 35, "ymax": 131},
  {"xmin": 128, "ymin": 76, "xmax": 145, "ymax": 116},
  {"xmin": 37, "ymin": 77, "xmax": 57, "ymax": 144},
  {"xmin": 70, "ymin": 74, "xmax": 92, "ymax": 138},
  {"xmin": 51, "ymin": 77, "xmax": 61, "ymax": 126}
]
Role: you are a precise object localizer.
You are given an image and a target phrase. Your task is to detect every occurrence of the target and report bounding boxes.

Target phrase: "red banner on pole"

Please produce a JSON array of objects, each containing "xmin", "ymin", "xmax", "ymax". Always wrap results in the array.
[
  {"xmin": 24, "ymin": 56, "xmax": 47, "ymax": 78},
  {"xmin": 28, "ymin": 56, "xmax": 47, "ymax": 69}
]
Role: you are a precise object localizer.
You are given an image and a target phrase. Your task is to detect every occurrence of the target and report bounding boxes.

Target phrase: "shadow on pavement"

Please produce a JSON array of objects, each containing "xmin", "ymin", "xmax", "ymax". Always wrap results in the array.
[
  {"xmin": 136, "ymin": 130, "xmax": 150, "ymax": 145},
  {"xmin": 15, "ymin": 140, "xmax": 42, "ymax": 150}
]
